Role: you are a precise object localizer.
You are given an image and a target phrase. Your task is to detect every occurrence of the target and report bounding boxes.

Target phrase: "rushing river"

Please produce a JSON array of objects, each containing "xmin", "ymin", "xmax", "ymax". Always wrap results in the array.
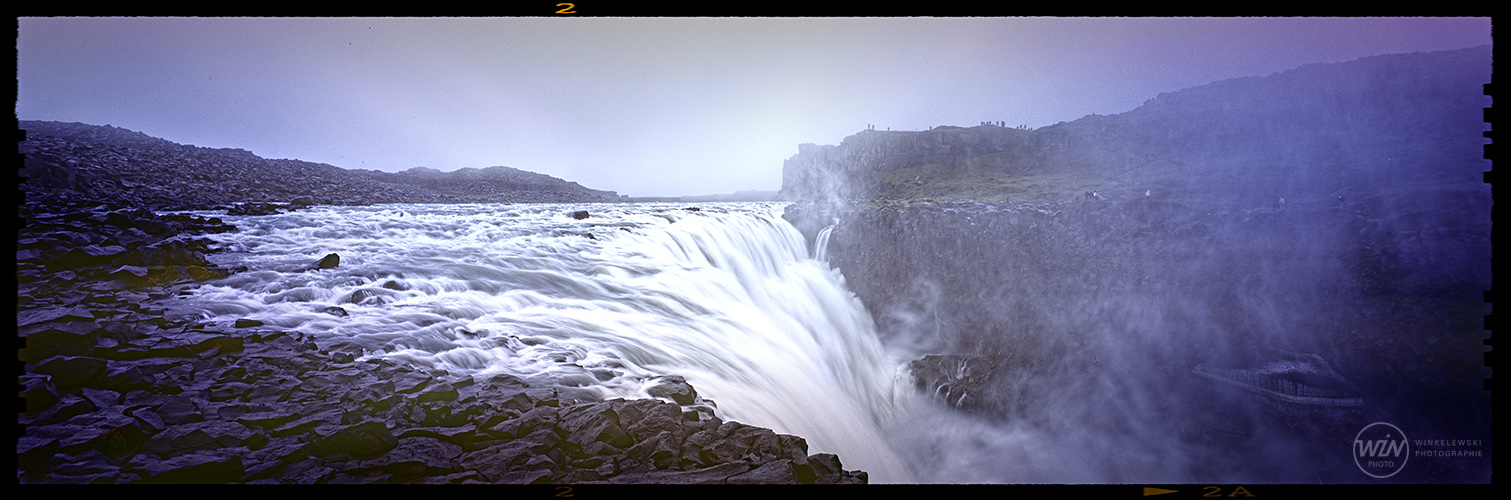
[
  {"xmin": 131, "ymin": 183, "xmax": 1500, "ymax": 486},
  {"xmin": 162, "ymin": 202, "xmax": 966, "ymax": 482},
  {"xmin": 161, "ymin": 201, "xmax": 1319, "ymax": 484}
]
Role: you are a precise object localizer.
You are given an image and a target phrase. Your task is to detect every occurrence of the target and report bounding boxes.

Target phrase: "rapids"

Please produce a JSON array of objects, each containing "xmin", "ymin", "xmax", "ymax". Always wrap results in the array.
[{"xmin": 162, "ymin": 202, "xmax": 959, "ymax": 482}]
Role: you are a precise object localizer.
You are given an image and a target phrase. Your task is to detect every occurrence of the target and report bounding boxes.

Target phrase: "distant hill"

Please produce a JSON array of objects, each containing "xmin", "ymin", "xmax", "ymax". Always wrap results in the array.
[
  {"xmin": 629, "ymin": 190, "xmax": 780, "ymax": 203},
  {"xmin": 17, "ymin": 121, "xmax": 622, "ymax": 210},
  {"xmin": 780, "ymin": 45, "xmax": 1491, "ymax": 210}
]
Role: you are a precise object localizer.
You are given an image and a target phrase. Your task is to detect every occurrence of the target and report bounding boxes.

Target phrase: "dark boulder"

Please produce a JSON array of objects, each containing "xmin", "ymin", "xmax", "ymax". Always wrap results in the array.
[
  {"xmin": 17, "ymin": 305, "xmax": 99, "ymax": 329},
  {"xmin": 727, "ymin": 459, "xmax": 799, "ymax": 484},
  {"xmin": 32, "ymin": 356, "xmax": 109, "ymax": 392},
  {"xmin": 307, "ymin": 420, "xmax": 398, "ymax": 460},
  {"xmin": 19, "ymin": 377, "xmax": 62, "ymax": 415},
  {"xmin": 315, "ymin": 253, "xmax": 341, "ymax": 270},
  {"xmin": 571, "ymin": 210, "xmax": 590, "ymax": 220},
  {"xmin": 19, "ymin": 320, "xmax": 102, "ymax": 361},
  {"xmin": 130, "ymin": 451, "xmax": 245, "ymax": 484},
  {"xmin": 908, "ymin": 354, "xmax": 1002, "ymax": 412},
  {"xmin": 462, "ymin": 440, "xmax": 545, "ymax": 482},
  {"xmin": 646, "ymin": 375, "xmax": 699, "ymax": 405},
  {"xmin": 556, "ymin": 402, "xmax": 636, "ymax": 450},
  {"xmin": 805, "ymin": 453, "xmax": 855, "ymax": 484},
  {"xmin": 139, "ymin": 420, "xmax": 261, "ymax": 455},
  {"xmin": 354, "ymin": 436, "xmax": 465, "ymax": 480}
]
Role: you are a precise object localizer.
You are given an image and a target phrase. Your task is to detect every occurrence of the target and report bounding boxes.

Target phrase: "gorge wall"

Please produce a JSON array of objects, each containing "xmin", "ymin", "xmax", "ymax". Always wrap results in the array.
[
  {"xmin": 781, "ymin": 45, "xmax": 1490, "ymax": 209},
  {"xmin": 782, "ymin": 46, "xmax": 1492, "ymax": 481}
]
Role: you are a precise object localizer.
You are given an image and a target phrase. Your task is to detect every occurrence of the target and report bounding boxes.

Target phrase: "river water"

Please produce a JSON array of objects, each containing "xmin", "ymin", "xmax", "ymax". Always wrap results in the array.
[
  {"xmin": 162, "ymin": 202, "xmax": 987, "ymax": 482},
  {"xmin": 160, "ymin": 201, "xmax": 1357, "ymax": 483}
]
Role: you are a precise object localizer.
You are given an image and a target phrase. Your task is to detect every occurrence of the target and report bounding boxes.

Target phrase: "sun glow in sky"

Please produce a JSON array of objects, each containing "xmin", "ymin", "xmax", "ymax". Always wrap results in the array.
[{"xmin": 16, "ymin": 17, "xmax": 1491, "ymax": 197}]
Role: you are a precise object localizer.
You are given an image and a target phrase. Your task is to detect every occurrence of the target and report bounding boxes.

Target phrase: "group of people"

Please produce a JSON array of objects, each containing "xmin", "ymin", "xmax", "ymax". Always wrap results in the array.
[{"xmin": 979, "ymin": 121, "xmax": 1030, "ymax": 129}]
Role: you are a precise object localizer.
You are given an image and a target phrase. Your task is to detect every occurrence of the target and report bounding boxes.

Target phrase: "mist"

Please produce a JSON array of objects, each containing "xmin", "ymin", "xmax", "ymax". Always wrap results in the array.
[
  {"xmin": 790, "ymin": 43, "xmax": 1493, "ymax": 481},
  {"xmin": 15, "ymin": 17, "xmax": 1491, "ymax": 198}
]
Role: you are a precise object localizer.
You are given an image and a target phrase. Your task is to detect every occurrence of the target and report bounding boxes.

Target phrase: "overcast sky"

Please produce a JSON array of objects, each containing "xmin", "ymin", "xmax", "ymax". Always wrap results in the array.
[{"xmin": 16, "ymin": 17, "xmax": 1492, "ymax": 197}]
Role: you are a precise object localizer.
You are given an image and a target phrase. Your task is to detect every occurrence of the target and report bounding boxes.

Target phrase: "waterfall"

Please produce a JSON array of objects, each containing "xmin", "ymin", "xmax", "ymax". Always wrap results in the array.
[
  {"xmin": 171, "ymin": 202, "xmax": 921, "ymax": 482},
  {"xmin": 813, "ymin": 223, "xmax": 836, "ymax": 262}
]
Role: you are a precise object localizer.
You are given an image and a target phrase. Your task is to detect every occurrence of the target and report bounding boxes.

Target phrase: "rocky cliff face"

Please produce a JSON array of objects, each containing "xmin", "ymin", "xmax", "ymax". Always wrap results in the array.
[
  {"xmin": 782, "ymin": 46, "xmax": 1492, "ymax": 482},
  {"xmin": 18, "ymin": 121, "xmax": 621, "ymax": 210},
  {"xmin": 780, "ymin": 45, "xmax": 1491, "ymax": 210},
  {"xmin": 780, "ymin": 126, "xmax": 1041, "ymax": 201}
]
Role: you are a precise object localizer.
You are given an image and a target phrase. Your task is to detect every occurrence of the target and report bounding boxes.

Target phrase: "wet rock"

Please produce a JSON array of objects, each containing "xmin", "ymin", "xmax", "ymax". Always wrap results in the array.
[
  {"xmin": 131, "ymin": 451, "xmax": 246, "ymax": 484},
  {"xmin": 557, "ymin": 402, "xmax": 636, "ymax": 449},
  {"xmin": 47, "ymin": 244, "xmax": 128, "ymax": 272},
  {"xmin": 315, "ymin": 253, "xmax": 340, "ymax": 270},
  {"xmin": 33, "ymin": 356, "xmax": 109, "ymax": 392},
  {"xmin": 19, "ymin": 377, "xmax": 62, "ymax": 415},
  {"xmin": 646, "ymin": 375, "xmax": 699, "ymax": 405},
  {"xmin": 81, "ymin": 388, "xmax": 122, "ymax": 409},
  {"xmin": 17, "ymin": 305, "xmax": 100, "ymax": 329},
  {"xmin": 307, "ymin": 421, "xmax": 398, "ymax": 460},
  {"xmin": 19, "ymin": 320, "xmax": 102, "ymax": 361},
  {"xmin": 461, "ymin": 440, "xmax": 541, "ymax": 482},
  {"xmin": 415, "ymin": 382, "xmax": 459, "ymax": 403},
  {"xmin": 227, "ymin": 202, "xmax": 289, "ymax": 216},
  {"xmin": 125, "ymin": 405, "xmax": 169, "ymax": 434},
  {"xmin": 610, "ymin": 461, "xmax": 756, "ymax": 484},
  {"xmin": 805, "ymin": 453, "xmax": 852, "ymax": 484},
  {"xmin": 139, "ymin": 420, "xmax": 261, "ymax": 455},
  {"xmin": 396, "ymin": 424, "xmax": 483, "ymax": 447},
  {"xmin": 274, "ymin": 458, "xmax": 336, "ymax": 483},
  {"xmin": 353, "ymin": 437, "xmax": 464, "ymax": 480},
  {"xmin": 235, "ymin": 409, "xmax": 304, "ymax": 431},
  {"xmin": 700, "ymin": 421, "xmax": 782, "ymax": 464},
  {"xmin": 347, "ymin": 289, "xmax": 377, "ymax": 304},
  {"xmin": 572, "ymin": 210, "xmax": 590, "ymax": 220},
  {"xmin": 728, "ymin": 459, "xmax": 799, "ymax": 484},
  {"xmin": 909, "ymin": 353, "xmax": 1002, "ymax": 411},
  {"xmin": 620, "ymin": 398, "xmax": 686, "ymax": 439},
  {"xmin": 392, "ymin": 371, "xmax": 432, "ymax": 394}
]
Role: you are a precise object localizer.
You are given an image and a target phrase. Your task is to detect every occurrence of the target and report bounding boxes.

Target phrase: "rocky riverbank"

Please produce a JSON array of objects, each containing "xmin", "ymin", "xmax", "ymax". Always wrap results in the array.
[{"xmin": 16, "ymin": 199, "xmax": 867, "ymax": 484}]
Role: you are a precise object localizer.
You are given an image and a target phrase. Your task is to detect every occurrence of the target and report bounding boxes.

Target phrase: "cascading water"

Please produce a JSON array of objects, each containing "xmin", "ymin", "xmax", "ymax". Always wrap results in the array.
[
  {"xmin": 813, "ymin": 223, "xmax": 837, "ymax": 263},
  {"xmin": 165, "ymin": 202, "xmax": 929, "ymax": 482}
]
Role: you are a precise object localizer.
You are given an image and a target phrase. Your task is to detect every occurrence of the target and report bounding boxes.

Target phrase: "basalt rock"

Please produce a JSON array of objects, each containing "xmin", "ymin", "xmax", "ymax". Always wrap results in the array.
[
  {"xmin": 646, "ymin": 375, "xmax": 699, "ymax": 405},
  {"xmin": 315, "ymin": 253, "xmax": 341, "ymax": 270},
  {"xmin": 17, "ymin": 215, "xmax": 869, "ymax": 484},
  {"xmin": 909, "ymin": 353, "xmax": 1002, "ymax": 412}
]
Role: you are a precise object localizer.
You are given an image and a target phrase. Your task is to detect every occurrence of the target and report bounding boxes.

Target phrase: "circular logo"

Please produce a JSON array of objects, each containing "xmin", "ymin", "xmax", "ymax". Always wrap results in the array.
[{"xmin": 1353, "ymin": 422, "xmax": 1409, "ymax": 478}]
